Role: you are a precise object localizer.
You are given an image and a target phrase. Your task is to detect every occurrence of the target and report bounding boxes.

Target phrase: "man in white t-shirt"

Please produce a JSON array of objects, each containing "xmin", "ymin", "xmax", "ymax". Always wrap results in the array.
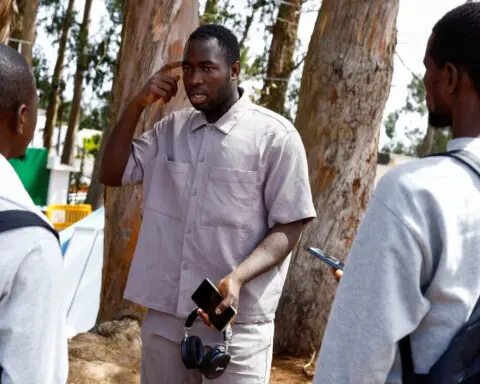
[
  {"xmin": 0, "ymin": 44, "xmax": 68, "ymax": 383},
  {"xmin": 314, "ymin": 3, "xmax": 480, "ymax": 383}
]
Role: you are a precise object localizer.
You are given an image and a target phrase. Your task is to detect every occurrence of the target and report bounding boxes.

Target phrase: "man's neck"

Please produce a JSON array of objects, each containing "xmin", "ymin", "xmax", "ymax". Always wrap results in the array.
[
  {"xmin": 451, "ymin": 97, "xmax": 480, "ymax": 139},
  {"xmin": 204, "ymin": 88, "xmax": 240, "ymax": 124},
  {"xmin": 0, "ymin": 133, "xmax": 11, "ymax": 159}
]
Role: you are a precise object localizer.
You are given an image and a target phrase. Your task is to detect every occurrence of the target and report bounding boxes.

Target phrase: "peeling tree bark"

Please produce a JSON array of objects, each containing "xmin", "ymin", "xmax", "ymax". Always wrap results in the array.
[
  {"xmin": 19, "ymin": 0, "xmax": 37, "ymax": 65},
  {"xmin": 7, "ymin": 0, "xmax": 39, "ymax": 63},
  {"xmin": 259, "ymin": 0, "xmax": 302, "ymax": 116},
  {"xmin": 274, "ymin": 0, "xmax": 399, "ymax": 356},
  {"xmin": 0, "ymin": 0, "xmax": 13, "ymax": 43},
  {"xmin": 96, "ymin": 0, "xmax": 199, "ymax": 324}
]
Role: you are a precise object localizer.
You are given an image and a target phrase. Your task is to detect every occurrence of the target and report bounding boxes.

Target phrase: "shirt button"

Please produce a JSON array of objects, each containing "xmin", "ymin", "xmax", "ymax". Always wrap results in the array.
[
  {"xmin": 192, "ymin": 189, "xmax": 197, "ymax": 196},
  {"xmin": 182, "ymin": 263, "xmax": 189, "ymax": 271},
  {"xmin": 199, "ymin": 157, "xmax": 205, "ymax": 163},
  {"xmin": 186, "ymin": 228, "xmax": 192, "ymax": 234}
]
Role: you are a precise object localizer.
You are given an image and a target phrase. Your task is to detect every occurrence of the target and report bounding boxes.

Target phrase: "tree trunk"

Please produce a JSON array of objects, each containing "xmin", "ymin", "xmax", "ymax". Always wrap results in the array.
[
  {"xmin": 418, "ymin": 124, "xmax": 434, "ymax": 157},
  {"xmin": 19, "ymin": 0, "xmax": 37, "ymax": 65},
  {"xmin": 61, "ymin": 0, "xmax": 94, "ymax": 165},
  {"xmin": 56, "ymin": 100, "xmax": 65, "ymax": 155},
  {"xmin": 85, "ymin": 150, "xmax": 104, "ymax": 210},
  {"xmin": 0, "ymin": 0, "xmax": 13, "ymax": 43},
  {"xmin": 259, "ymin": 0, "xmax": 302, "ymax": 116},
  {"xmin": 7, "ymin": 0, "xmax": 22, "ymax": 50},
  {"xmin": 274, "ymin": 0, "xmax": 399, "ymax": 356},
  {"xmin": 43, "ymin": 0, "xmax": 75, "ymax": 150},
  {"xmin": 96, "ymin": 0, "xmax": 199, "ymax": 324}
]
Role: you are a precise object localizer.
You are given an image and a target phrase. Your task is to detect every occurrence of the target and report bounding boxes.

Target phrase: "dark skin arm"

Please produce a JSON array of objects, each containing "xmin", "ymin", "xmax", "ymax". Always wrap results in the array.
[
  {"xmin": 198, "ymin": 219, "xmax": 306, "ymax": 326},
  {"xmin": 99, "ymin": 62, "xmax": 181, "ymax": 186}
]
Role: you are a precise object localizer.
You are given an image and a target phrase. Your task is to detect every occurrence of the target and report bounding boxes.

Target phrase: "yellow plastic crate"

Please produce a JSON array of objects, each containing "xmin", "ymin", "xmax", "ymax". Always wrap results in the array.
[{"xmin": 46, "ymin": 204, "xmax": 92, "ymax": 231}]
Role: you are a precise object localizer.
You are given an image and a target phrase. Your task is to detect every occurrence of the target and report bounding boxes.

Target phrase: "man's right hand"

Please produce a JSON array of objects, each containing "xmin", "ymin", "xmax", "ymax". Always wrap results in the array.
[
  {"xmin": 332, "ymin": 268, "xmax": 343, "ymax": 281},
  {"xmin": 134, "ymin": 61, "xmax": 182, "ymax": 108}
]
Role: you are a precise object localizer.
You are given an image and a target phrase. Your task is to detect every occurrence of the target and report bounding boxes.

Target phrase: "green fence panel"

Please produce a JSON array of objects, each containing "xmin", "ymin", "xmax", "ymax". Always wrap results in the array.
[{"xmin": 9, "ymin": 148, "xmax": 50, "ymax": 206}]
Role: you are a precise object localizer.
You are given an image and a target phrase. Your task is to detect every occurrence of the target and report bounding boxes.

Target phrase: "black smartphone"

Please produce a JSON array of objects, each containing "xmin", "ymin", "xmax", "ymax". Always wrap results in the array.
[
  {"xmin": 306, "ymin": 246, "xmax": 345, "ymax": 271},
  {"xmin": 191, "ymin": 278, "xmax": 237, "ymax": 332}
]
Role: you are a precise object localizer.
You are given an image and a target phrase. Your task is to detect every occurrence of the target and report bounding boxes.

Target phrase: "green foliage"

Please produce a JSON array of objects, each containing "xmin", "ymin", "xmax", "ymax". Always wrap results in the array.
[
  {"xmin": 80, "ymin": 102, "xmax": 110, "ymax": 131},
  {"xmin": 384, "ymin": 111, "xmax": 400, "ymax": 139},
  {"xmin": 104, "ymin": 0, "xmax": 124, "ymax": 25},
  {"xmin": 38, "ymin": 0, "xmax": 77, "ymax": 44},
  {"xmin": 83, "ymin": 134, "xmax": 102, "ymax": 156},
  {"xmin": 32, "ymin": 48, "xmax": 51, "ymax": 109},
  {"xmin": 403, "ymin": 76, "xmax": 427, "ymax": 116},
  {"xmin": 382, "ymin": 74, "xmax": 448, "ymax": 156},
  {"xmin": 81, "ymin": 0, "xmax": 123, "ymax": 133},
  {"xmin": 203, "ymin": 0, "xmax": 277, "ymax": 86}
]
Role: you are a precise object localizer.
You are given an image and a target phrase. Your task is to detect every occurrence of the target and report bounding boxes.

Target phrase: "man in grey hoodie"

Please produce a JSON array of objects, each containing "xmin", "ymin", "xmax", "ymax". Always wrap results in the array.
[
  {"xmin": 0, "ymin": 44, "xmax": 68, "ymax": 383},
  {"xmin": 313, "ymin": 3, "xmax": 480, "ymax": 383}
]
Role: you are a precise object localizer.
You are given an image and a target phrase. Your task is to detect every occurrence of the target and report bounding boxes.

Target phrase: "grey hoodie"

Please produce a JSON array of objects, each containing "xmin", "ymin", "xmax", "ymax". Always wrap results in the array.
[{"xmin": 314, "ymin": 138, "xmax": 480, "ymax": 383}]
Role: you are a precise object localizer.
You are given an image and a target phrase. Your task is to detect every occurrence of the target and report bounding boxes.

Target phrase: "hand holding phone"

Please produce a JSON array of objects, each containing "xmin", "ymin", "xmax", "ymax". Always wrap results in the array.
[
  {"xmin": 191, "ymin": 278, "xmax": 238, "ymax": 332},
  {"xmin": 306, "ymin": 246, "xmax": 345, "ymax": 271}
]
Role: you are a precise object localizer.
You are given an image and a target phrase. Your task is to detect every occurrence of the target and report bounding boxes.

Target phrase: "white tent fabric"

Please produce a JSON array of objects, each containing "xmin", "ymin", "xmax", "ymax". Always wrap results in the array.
[{"xmin": 59, "ymin": 207, "xmax": 104, "ymax": 339}]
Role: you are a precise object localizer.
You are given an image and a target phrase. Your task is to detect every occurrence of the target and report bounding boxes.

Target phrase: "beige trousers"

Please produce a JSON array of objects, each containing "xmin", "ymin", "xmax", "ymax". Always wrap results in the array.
[{"xmin": 140, "ymin": 309, "xmax": 274, "ymax": 384}]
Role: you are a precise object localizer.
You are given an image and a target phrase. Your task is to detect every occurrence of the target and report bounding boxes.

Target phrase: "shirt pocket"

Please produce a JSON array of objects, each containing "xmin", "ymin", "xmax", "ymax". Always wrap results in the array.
[
  {"xmin": 200, "ymin": 166, "xmax": 261, "ymax": 229},
  {"xmin": 144, "ymin": 156, "xmax": 190, "ymax": 220}
]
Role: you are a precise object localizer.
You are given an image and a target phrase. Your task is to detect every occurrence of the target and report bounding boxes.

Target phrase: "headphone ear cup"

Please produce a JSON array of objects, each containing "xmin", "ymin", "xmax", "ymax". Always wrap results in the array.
[
  {"xmin": 181, "ymin": 336, "xmax": 205, "ymax": 369},
  {"xmin": 200, "ymin": 346, "xmax": 231, "ymax": 380}
]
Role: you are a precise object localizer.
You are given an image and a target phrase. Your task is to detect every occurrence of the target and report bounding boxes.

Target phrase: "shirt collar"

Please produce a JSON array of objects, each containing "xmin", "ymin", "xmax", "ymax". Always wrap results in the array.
[
  {"xmin": 0, "ymin": 153, "xmax": 42, "ymax": 212},
  {"xmin": 190, "ymin": 87, "xmax": 252, "ymax": 134},
  {"xmin": 447, "ymin": 137, "xmax": 480, "ymax": 153}
]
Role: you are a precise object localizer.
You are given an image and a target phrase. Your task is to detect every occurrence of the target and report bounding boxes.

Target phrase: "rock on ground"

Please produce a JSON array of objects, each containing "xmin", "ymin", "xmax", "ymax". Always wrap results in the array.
[{"xmin": 68, "ymin": 318, "xmax": 141, "ymax": 384}]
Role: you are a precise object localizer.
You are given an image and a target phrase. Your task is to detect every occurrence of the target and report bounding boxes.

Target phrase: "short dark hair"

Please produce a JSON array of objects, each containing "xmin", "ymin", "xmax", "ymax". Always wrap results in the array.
[
  {"xmin": 430, "ymin": 3, "xmax": 480, "ymax": 94},
  {"xmin": 188, "ymin": 24, "xmax": 240, "ymax": 65},
  {"xmin": 0, "ymin": 44, "xmax": 35, "ymax": 110}
]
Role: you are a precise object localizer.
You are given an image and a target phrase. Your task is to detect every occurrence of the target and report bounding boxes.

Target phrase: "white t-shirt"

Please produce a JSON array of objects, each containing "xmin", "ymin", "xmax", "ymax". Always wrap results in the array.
[
  {"xmin": 0, "ymin": 154, "xmax": 68, "ymax": 383},
  {"xmin": 314, "ymin": 137, "xmax": 480, "ymax": 384}
]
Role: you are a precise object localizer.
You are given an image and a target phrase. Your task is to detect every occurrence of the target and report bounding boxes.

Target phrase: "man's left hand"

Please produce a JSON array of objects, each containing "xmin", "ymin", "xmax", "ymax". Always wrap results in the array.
[
  {"xmin": 197, "ymin": 274, "xmax": 242, "ymax": 328},
  {"xmin": 215, "ymin": 274, "xmax": 242, "ymax": 316}
]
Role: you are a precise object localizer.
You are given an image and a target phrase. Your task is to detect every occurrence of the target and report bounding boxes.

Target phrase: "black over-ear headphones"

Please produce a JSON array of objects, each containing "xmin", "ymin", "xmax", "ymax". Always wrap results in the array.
[{"xmin": 181, "ymin": 308, "xmax": 233, "ymax": 380}]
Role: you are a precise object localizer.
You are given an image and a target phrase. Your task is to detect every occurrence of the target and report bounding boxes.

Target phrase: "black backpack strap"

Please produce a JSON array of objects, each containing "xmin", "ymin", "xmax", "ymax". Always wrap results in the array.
[
  {"xmin": 428, "ymin": 149, "xmax": 480, "ymax": 178},
  {"xmin": 400, "ymin": 336, "xmax": 416, "ymax": 383},
  {"xmin": 0, "ymin": 210, "xmax": 59, "ymax": 242}
]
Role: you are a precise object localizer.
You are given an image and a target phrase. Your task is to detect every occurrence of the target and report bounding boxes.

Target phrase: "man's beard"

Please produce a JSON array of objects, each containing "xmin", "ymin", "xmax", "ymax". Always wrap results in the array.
[
  {"xmin": 193, "ymin": 79, "xmax": 233, "ymax": 113},
  {"xmin": 428, "ymin": 112, "xmax": 452, "ymax": 129}
]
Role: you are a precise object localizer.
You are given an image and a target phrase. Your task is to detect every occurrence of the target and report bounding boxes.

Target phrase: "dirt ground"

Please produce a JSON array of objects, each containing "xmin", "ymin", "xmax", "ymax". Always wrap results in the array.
[
  {"xmin": 270, "ymin": 355, "xmax": 314, "ymax": 384},
  {"xmin": 67, "ymin": 318, "xmax": 315, "ymax": 383}
]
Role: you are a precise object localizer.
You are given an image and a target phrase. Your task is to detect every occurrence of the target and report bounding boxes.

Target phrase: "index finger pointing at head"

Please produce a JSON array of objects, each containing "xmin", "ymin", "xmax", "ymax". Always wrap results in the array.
[{"xmin": 160, "ymin": 61, "xmax": 182, "ymax": 74}]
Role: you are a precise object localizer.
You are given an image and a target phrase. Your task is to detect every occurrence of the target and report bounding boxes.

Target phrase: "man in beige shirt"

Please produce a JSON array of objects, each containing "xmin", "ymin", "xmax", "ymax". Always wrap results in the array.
[{"xmin": 101, "ymin": 24, "xmax": 316, "ymax": 383}]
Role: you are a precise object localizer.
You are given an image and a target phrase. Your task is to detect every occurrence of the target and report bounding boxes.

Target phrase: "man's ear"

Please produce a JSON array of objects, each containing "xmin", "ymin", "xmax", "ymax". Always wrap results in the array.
[
  {"xmin": 15, "ymin": 104, "xmax": 27, "ymax": 136},
  {"xmin": 231, "ymin": 61, "xmax": 241, "ymax": 81},
  {"xmin": 444, "ymin": 62, "xmax": 459, "ymax": 95}
]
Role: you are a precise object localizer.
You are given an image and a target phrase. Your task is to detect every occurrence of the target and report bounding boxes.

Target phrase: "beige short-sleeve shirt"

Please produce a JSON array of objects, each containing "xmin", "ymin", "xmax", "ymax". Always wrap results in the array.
[{"xmin": 122, "ymin": 89, "xmax": 316, "ymax": 323}]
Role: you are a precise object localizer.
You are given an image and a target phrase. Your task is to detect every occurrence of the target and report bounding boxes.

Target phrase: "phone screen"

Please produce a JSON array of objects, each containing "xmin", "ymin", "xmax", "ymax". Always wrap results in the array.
[{"xmin": 191, "ymin": 279, "xmax": 237, "ymax": 332}]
